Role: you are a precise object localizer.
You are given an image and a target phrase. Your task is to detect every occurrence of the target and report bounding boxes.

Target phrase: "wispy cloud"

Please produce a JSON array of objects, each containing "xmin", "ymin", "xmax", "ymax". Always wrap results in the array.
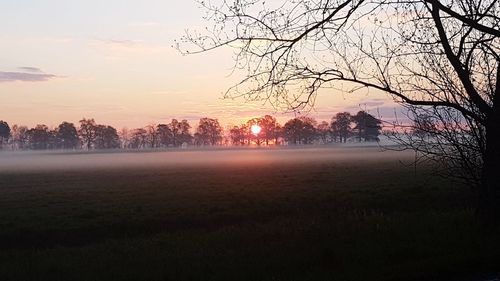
[
  {"xmin": 0, "ymin": 68, "xmax": 58, "ymax": 83},
  {"xmin": 359, "ymin": 98, "xmax": 386, "ymax": 107},
  {"xmin": 18, "ymin": 66, "xmax": 43, "ymax": 73},
  {"xmin": 91, "ymin": 38, "xmax": 171, "ymax": 57}
]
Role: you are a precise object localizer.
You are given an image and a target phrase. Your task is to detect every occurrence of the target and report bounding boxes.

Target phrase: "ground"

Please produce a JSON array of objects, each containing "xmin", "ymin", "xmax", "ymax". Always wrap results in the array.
[{"xmin": 0, "ymin": 147, "xmax": 498, "ymax": 281}]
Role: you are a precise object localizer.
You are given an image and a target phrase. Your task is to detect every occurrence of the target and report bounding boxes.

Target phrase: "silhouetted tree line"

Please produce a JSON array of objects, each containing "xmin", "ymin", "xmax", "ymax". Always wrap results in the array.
[{"xmin": 0, "ymin": 111, "xmax": 381, "ymax": 150}]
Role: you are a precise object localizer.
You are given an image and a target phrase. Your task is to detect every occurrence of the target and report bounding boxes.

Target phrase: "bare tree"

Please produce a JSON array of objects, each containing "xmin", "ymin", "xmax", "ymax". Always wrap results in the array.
[{"xmin": 179, "ymin": 0, "xmax": 500, "ymax": 222}]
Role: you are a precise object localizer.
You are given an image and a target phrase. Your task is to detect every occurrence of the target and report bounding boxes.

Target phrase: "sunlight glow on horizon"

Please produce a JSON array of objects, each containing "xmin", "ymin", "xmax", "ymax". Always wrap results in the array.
[
  {"xmin": 0, "ymin": 1, "xmax": 402, "ymax": 129},
  {"xmin": 251, "ymin": 124, "xmax": 262, "ymax": 136}
]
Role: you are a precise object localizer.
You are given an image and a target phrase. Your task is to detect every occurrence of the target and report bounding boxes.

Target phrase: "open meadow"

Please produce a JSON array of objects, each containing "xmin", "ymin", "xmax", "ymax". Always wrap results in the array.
[{"xmin": 0, "ymin": 146, "xmax": 499, "ymax": 281}]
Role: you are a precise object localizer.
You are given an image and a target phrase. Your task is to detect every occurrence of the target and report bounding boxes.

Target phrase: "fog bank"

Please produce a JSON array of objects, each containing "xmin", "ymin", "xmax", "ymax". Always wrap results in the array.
[{"xmin": 0, "ymin": 146, "xmax": 412, "ymax": 173}]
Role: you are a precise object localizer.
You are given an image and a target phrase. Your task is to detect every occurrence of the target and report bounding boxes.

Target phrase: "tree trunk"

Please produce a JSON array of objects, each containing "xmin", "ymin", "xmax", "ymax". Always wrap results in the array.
[{"xmin": 478, "ymin": 103, "xmax": 500, "ymax": 226}]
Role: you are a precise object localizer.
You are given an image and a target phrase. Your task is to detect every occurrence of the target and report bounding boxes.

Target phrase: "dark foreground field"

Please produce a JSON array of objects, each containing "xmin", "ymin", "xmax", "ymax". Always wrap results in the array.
[{"xmin": 0, "ymin": 147, "xmax": 498, "ymax": 281}]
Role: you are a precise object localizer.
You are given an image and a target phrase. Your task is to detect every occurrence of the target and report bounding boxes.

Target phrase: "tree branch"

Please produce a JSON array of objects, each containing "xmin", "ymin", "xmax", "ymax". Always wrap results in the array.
[
  {"xmin": 424, "ymin": 0, "xmax": 500, "ymax": 37},
  {"xmin": 430, "ymin": 3, "xmax": 492, "ymax": 115}
]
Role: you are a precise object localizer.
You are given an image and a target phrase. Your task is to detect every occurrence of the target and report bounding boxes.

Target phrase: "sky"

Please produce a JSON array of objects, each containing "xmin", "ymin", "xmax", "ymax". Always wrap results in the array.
[{"xmin": 0, "ymin": 0, "xmax": 401, "ymax": 129}]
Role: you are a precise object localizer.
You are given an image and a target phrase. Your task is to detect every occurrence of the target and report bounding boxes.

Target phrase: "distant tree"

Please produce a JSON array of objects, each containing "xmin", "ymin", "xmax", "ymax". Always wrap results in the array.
[
  {"xmin": 129, "ymin": 128, "xmax": 148, "ymax": 149},
  {"xmin": 229, "ymin": 125, "xmax": 245, "ymax": 145},
  {"xmin": 283, "ymin": 116, "xmax": 317, "ymax": 145},
  {"xmin": 8, "ymin": 125, "xmax": 18, "ymax": 149},
  {"xmin": 79, "ymin": 118, "xmax": 97, "ymax": 149},
  {"xmin": 0, "ymin": 120, "xmax": 10, "ymax": 149},
  {"xmin": 329, "ymin": 121, "xmax": 339, "ymax": 143},
  {"xmin": 352, "ymin": 111, "xmax": 382, "ymax": 142},
  {"xmin": 331, "ymin": 112, "xmax": 352, "ymax": 143},
  {"xmin": 168, "ymin": 119, "xmax": 181, "ymax": 147},
  {"xmin": 10, "ymin": 125, "xmax": 27, "ymax": 150},
  {"xmin": 177, "ymin": 120, "xmax": 193, "ymax": 145},
  {"xmin": 239, "ymin": 124, "xmax": 250, "ymax": 145},
  {"xmin": 118, "ymin": 127, "xmax": 130, "ymax": 149},
  {"xmin": 283, "ymin": 118, "xmax": 301, "ymax": 145},
  {"xmin": 273, "ymin": 123, "xmax": 283, "ymax": 145},
  {"xmin": 317, "ymin": 121, "xmax": 331, "ymax": 144},
  {"xmin": 18, "ymin": 126, "xmax": 29, "ymax": 150},
  {"xmin": 157, "ymin": 124, "xmax": 172, "ymax": 147},
  {"xmin": 259, "ymin": 115, "xmax": 279, "ymax": 145},
  {"xmin": 27, "ymin": 124, "xmax": 52, "ymax": 150},
  {"xmin": 94, "ymin": 125, "xmax": 120, "ymax": 149},
  {"xmin": 48, "ymin": 129, "xmax": 58, "ymax": 149},
  {"xmin": 145, "ymin": 124, "xmax": 159, "ymax": 148},
  {"xmin": 55, "ymin": 122, "xmax": 79, "ymax": 149},
  {"xmin": 299, "ymin": 116, "xmax": 317, "ymax": 144},
  {"xmin": 195, "ymin": 118, "xmax": 223, "ymax": 146}
]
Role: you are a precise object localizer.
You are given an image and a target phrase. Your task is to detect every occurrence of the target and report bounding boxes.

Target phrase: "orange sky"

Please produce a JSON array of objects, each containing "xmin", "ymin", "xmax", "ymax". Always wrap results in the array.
[{"xmin": 0, "ymin": 1, "xmax": 402, "ymax": 129}]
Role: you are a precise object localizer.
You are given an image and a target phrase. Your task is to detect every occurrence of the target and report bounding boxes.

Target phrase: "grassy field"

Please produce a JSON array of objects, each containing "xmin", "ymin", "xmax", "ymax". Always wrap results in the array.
[{"xmin": 0, "ymin": 147, "xmax": 498, "ymax": 281}]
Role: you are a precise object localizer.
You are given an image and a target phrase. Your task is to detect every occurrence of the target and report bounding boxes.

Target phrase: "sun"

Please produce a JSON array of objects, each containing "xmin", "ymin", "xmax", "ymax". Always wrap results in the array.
[{"xmin": 251, "ymin": 124, "xmax": 262, "ymax": 136}]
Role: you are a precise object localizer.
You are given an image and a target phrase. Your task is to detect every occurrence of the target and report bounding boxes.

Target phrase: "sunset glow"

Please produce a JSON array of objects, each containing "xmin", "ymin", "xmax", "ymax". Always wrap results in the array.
[{"xmin": 0, "ymin": 1, "xmax": 401, "ymax": 129}]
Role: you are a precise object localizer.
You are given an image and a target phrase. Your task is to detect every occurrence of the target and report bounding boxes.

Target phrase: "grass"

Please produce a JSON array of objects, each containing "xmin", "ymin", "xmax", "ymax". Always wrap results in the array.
[{"xmin": 0, "ymin": 148, "xmax": 498, "ymax": 281}]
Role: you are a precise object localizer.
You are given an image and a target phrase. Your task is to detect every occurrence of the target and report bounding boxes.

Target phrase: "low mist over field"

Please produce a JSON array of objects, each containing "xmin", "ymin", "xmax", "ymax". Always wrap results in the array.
[
  {"xmin": 0, "ymin": 146, "xmax": 411, "ymax": 173},
  {"xmin": 1, "ymin": 145, "xmax": 498, "ymax": 281}
]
